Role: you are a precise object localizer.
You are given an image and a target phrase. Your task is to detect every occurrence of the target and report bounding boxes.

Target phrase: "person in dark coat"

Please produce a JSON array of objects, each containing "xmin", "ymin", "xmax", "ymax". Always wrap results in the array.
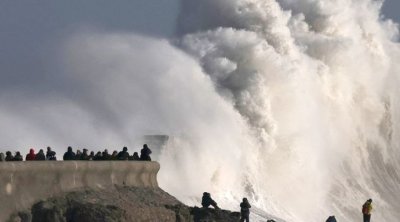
[
  {"xmin": 326, "ymin": 216, "xmax": 337, "ymax": 222},
  {"xmin": 26, "ymin": 148, "xmax": 36, "ymax": 161},
  {"xmin": 201, "ymin": 192, "xmax": 219, "ymax": 209},
  {"xmin": 5, "ymin": 151, "xmax": 14, "ymax": 161},
  {"xmin": 131, "ymin": 152, "xmax": 140, "ymax": 160},
  {"xmin": 140, "ymin": 144, "xmax": 152, "ymax": 161},
  {"xmin": 117, "ymin": 147, "xmax": 130, "ymax": 160},
  {"xmin": 0, "ymin": 152, "xmax": 4, "ymax": 161},
  {"xmin": 75, "ymin": 150, "xmax": 82, "ymax": 160},
  {"xmin": 80, "ymin": 149, "xmax": 90, "ymax": 160},
  {"xmin": 93, "ymin": 151, "xmax": 102, "ymax": 161},
  {"xmin": 111, "ymin": 151, "xmax": 118, "ymax": 160},
  {"xmin": 46, "ymin": 146, "xmax": 57, "ymax": 160},
  {"xmin": 102, "ymin": 149, "xmax": 110, "ymax": 160},
  {"xmin": 35, "ymin": 149, "xmax": 46, "ymax": 160},
  {"xmin": 63, "ymin": 146, "xmax": 76, "ymax": 160},
  {"xmin": 240, "ymin": 198, "xmax": 251, "ymax": 222},
  {"xmin": 13, "ymin": 152, "xmax": 23, "ymax": 161},
  {"xmin": 89, "ymin": 151, "xmax": 95, "ymax": 160}
]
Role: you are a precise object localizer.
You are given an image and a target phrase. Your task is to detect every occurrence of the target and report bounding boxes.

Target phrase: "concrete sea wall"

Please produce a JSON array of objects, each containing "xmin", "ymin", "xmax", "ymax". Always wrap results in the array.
[{"xmin": 0, "ymin": 161, "xmax": 160, "ymax": 222}]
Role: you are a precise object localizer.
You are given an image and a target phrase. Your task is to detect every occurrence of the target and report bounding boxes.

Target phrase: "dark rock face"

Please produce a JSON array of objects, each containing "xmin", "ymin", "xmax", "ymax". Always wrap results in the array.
[
  {"xmin": 9, "ymin": 186, "xmax": 240, "ymax": 222},
  {"xmin": 190, "ymin": 207, "xmax": 240, "ymax": 222}
]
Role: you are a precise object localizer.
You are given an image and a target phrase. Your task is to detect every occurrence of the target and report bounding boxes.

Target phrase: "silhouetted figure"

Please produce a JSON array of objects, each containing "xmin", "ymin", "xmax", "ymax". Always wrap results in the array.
[
  {"xmin": 117, "ymin": 147, "xmax": 130, "ymax": 160},
  {"xmin": 13, "ymin": 152, "xmax": 23, "ymax": 161},
  {"xmin": 102, "ymin": 149, "xmax": 111, "ymax": 160},
  {"xmin": 93, "ymin": 151, "xmax": 103, "ymax": 161},
  {"xmin": 0, "ymin": 152, "xmax": 4, "ymax": 161},
  {"xmin": 362, "ymin": 199, "xmax": 373, "ymax": 222},
  {"xmin": 240, "ymin": 198, "xmax": 251, "ymax": 222},
  {"xmin": 131, "ymin": 152, "xmax": 140, "ymax": 160},
  {"xmin": 46, "ymin": 146, "xmax": 57, "ymax": 160},
  {"xmin": 89, "ymin": 151, "xmax": 95, "ymax": 160},
  {"xmin": 35, "ymin": 149, "xmax": 46, "ymax": 160},
  {"xmin": 201, "ymin": 192, "xmax": 219, "ymax": 209},
  {"xmin": 140, "ymin": 144, "xmax": 152, "ymax": 161},
  {"xmin": 80, "ymin": 149, "xmax": 90, "ymax": 160},
  {"xmin": 63, "ymin": 146, "xmax": 76, "ymax": 160},
  {"xmin": 111, "ymin": 151, "xmax": 118, "ymax": 160},
  {"xmin": 75, "ymin": 150, "xmax": 82, "ymax": 160},
  {"xmin": 26, "ymin": 148, "xmax": 36, "ymax": 161},
  {"xmin": 326, "ymin": 216, "xmax": 337, "ymax": 222},
  {"xmin": 5, "ymin": 151, "xmax": 14, "ymax": 161}
]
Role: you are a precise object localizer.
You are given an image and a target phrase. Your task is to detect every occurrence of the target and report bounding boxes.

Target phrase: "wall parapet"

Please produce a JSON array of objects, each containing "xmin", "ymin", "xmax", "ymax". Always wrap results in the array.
[{"xmin": 0, "ymin": 161, "xmax": 160, "ymax": 221}]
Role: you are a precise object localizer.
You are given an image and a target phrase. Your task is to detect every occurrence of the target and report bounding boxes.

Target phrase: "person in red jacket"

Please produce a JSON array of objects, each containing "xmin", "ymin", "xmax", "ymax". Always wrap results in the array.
[{"xmin": 26, "ymin": 148, "xmax": 36, "ymax": 161}]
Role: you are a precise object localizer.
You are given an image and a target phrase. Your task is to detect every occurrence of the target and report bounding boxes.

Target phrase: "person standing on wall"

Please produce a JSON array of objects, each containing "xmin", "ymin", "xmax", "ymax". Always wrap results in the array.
[{"xmin": 362, "ymin": 199, "xmax": 373, "ymax": 222}]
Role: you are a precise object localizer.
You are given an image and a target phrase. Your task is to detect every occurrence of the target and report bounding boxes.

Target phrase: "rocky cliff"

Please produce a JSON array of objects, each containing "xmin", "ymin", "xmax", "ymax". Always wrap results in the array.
[{"xmin": 9, "ymin": 186, "xmax": 241, "ymax": 222}]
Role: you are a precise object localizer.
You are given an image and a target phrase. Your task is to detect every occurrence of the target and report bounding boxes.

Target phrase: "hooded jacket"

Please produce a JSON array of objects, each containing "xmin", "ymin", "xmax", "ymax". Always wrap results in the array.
[{"xmin": 26, "ymin": 149, "xmax": 36, "ymax": 161}]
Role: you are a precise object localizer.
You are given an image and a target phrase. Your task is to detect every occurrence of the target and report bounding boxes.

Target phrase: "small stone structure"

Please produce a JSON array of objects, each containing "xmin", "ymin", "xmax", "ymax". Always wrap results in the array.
[{"xmin": 0, "ymin": 161, "xmax": 160, "ymax": 221}]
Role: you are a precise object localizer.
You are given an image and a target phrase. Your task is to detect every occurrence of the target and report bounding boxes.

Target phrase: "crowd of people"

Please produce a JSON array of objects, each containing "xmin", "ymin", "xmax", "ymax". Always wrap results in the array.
[{"xmin": 0, "ymin": 144, "xmax": 152, "ymax": 162}]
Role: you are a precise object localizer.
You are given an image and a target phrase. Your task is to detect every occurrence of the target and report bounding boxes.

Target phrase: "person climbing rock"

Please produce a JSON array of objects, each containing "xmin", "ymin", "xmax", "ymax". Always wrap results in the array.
[
  {"xmin": 25, "ymin": 148, "xmax": 36, "ymax": 161},
  {"xmin": 201, "ymin": 192, "xmax": 219, "ymax": 209},
  {"xmin": 240, "ymin": 198, "xmax": 251, "ymax": 222},
  {"xmin": 362, "ymin": 199, "xmax": 373, "ymax": 222},
  {"xmin": 140, "ymin": 144, "xmax": 152, "ymax": 161}
]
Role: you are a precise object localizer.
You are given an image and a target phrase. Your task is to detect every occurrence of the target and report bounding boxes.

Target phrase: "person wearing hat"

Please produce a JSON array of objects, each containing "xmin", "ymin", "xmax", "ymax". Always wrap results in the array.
[{"xmin": 362, "ymin": 199, "xmax": 373, "ymax": 222}]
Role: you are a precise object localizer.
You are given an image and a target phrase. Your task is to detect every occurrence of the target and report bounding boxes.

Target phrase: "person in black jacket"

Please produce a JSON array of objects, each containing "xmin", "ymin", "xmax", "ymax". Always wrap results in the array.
[
  {"xmin": 46, "ymin": 146, "xmax": 57, "ymax": 160},
  {"xmin": 240, "ymin": 198, "xmax": 251, "ymax": 222},
  {"xmin": 131, "ymin": 152, "xmax": 140, "ymax": 160},
  {"xmin": 93, "ymin": 151, "xmax": 103, "ymax": 161},
  {"xmin": 326, "ymin": 216, "xmax": 337, "ymax": 222},
  {"xmin": 117, "ymin": 147, "xmax": 130, "ymax": 160},
  {"xmin": 5, "ymin": 151, "xmax": 14, "ymax": 161},
  {"xmin": 140, "ymin": 144, "xmax": 152, "ymax": 161},
  {"xmin": 102, "ymin": 149, "xmax": 111, "ymax": 160},
  {"xmin": 80, "ymin": 149, "xmax": 90, "ymax": 160},
  {"xmin": 63, "ymin": 146, "xmax": 76, "ymax": 160},
  {"xmin": 35, "ymin": 149, "xmax": 46, "ymax": 160},
  {"xmin": 13, "ymin": 152, "xmax": 23, "ymax": 161},
  {"xmin": 201, "ymin": 192, "xmax": 219, "ymax": 209}
]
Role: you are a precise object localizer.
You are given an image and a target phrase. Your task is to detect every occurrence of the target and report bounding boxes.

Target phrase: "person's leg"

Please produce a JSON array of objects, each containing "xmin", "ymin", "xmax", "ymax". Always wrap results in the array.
[
  {"xmin": 366, "ymin": 214, "xmax": 371, "ymax": 222},
  {"xmin": 245, "ymin": 214, "xmax": 250, "ymax": 222}
]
